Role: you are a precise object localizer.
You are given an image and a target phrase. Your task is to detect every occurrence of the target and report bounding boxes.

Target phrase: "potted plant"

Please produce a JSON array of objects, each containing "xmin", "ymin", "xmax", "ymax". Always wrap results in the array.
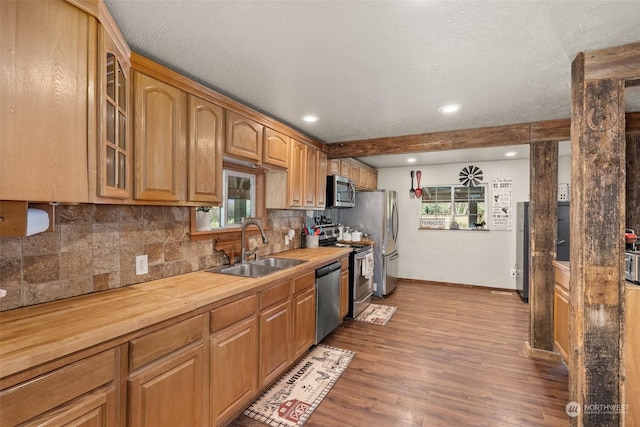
[{"xmin": 195, "ymin": 206, "xmax": 212, "ymax": 231}]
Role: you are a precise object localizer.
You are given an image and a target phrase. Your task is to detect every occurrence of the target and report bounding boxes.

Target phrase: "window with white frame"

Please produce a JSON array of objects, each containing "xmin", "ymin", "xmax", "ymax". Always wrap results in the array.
[
  {"xmin": 207, "ymin": 169, "xmax": 256, "ymax": 228},
  {"xmin": 420, "ymin": 184, "xmax": 487, "ymax": 229}
]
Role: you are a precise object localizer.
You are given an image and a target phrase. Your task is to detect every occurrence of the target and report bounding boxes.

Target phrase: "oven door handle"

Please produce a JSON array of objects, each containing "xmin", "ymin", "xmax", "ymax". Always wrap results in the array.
[
  {"xmin": 354, "ymin": 290, "xmax": 374, "ymax": 304},
  {"xmin": 355, "ymin": 249, "xmax": 374, "ymax": 260}
]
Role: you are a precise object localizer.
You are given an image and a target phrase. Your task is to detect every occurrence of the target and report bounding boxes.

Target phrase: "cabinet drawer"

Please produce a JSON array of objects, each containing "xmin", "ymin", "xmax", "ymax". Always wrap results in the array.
[
  {"xmin": 211, "ymin": 294, "xmax": 258, "ymax": 333},
  {"xmin": 261, "ymin": 281, "xmax": 291, "ymax": 309},
  {"xmin": 0, "ymin": 349, "xmax": 117, "ymax": 426},
  {"xmin": 130, "ymin": 315, "xmax": 204, "ymax": 371},
  {"xmin": 292, "ymin": 272, "xmax": 315, "ymax": 294}
]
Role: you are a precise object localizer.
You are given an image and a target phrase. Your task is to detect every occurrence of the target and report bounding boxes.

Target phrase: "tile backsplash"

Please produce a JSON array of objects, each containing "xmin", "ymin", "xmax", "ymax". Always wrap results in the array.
[{"xmin": 0, "ymin": 205, "xmax": 305, "ymax": 311}]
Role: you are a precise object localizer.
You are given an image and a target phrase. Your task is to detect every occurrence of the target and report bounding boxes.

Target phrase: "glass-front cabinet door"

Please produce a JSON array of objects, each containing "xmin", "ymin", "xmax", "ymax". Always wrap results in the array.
[{"xmin": 98, "ymin": 26, "xmax": 131, "ymax": 199}]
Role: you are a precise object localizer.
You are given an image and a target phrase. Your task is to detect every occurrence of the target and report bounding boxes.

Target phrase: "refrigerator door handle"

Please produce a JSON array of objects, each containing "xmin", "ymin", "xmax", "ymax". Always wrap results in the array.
[{"xmin": 392, "ymin": 200, "xmax": 399, "ymax": 243}]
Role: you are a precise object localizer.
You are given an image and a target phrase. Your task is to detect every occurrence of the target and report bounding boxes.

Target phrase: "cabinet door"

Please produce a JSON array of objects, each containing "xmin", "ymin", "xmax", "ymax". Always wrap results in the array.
[
  {"xmin": 225, "ymin": 110, "xmax": 263, "ymax": 163},
  {"xmin": 340, "ymin": 160, "xmax": 351, "ymax": 179},
  {"xmin": 263, "ymin": 128, "xmax": 290, "ymax": 169},
  {"xmin": 288, "ymin": 139, "xmax": 306, "ymax": 207},
  {"xmin": 188, "ymin": 95, "xmax": 223, "ymax": 203},
  {"xmin": 0, "ymin": 349, "xmax": 117, "ymax": 426},
  {"xmin": 553, "ymin": 285, "xmax": 569, "ymax": 364},
  {"xmin": 350, "ymin": 165, "xmax": 361, "ymax": 188},
  {"xmin": 329, "ymin": 159, "xmax": 341, "ymax": 175},
  {"xmin": 316, "ymin": 151, "xmax": 327, "ymax": 208},
  {"xmin": 259, "ymin": 299, "xmax": 292, "ymax": 388},
  {"xmin": 0, "ymin": 0, "xmax": 89, "ymax": 202},
  {"xmin": 367, "ymin": 171, "xmax": 377, "ymax": 190},
  {"xmin": 211, "ymin": 316, "xmax": 258, "ymax": 426},
  {"xmin": 128, "ymin": 345, "xmax": 205, "ymax": 427},
  {"xmin": 133, "ymin": 72, "xmax": 186, "ymax": 202},
  {"xmin": 340, "ymin": 270, "xmax": 349, "ymax": 319},
  {"xmin": 304, "ymin": 146, "xmax": 318, "ymax": 207},
  {"xmin": 97, "ymin": 25, "xmax": 131, "ymax": 200},
  {"xmin": 292, "ymin": 287, "xmax": 316, "ymax": 360}
]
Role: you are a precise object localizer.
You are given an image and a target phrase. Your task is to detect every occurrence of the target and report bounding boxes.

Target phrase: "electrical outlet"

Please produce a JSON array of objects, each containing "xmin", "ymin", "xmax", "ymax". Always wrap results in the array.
[
  {"xmin": 136, "ymin": 255, "xmax": 148, "ymax": 275},
  {"xmin": 510, "ymin": 269, "xmax": 517, "ymax": 277}
]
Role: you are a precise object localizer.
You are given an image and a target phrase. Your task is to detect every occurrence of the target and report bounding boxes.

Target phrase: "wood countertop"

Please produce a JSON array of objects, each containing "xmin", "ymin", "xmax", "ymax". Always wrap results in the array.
[{"xmin": 0, "ymin": 247, "xmax": 351, "ymax": 379}]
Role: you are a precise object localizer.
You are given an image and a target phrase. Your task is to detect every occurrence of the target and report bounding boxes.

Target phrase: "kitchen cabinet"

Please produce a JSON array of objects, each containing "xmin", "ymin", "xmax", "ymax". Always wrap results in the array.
[
  {"xmin": 340, "ymin": 160, "xmax": 351, "ymax": 179},
  {"xmin": 340, "ymin": 258, "xmax": 350, "ymax": 319},
  {"xmin": 288, "ymin": 139, "xmax": 306, "ymax": 207},
  {"xmin": 225, "ymin": 110, "xmax": 263, "ymax": 164},
  {"xmin": 210, "ymin": 295, "xmax": 259, "ymax": 426},
  {"xmin": 1, "ymin": 0, "xmax": 91, "ymax": 203},
  {"xmin": 188, "ymin": 95, "xmax": 224, "ymax": 204},
  {"xmin": 128, "ymin": 315, "xmax": 206, "ymax": 426},
  {"xmin": 292, "ymin": 272, "xmax": 317, "ymax": 360},
  {"xmin": 95, "ymin": 24, "xmax": 131, "ymax": 201},
  {"xmin": 0, "ymin": 349, "xmax": 119, "ymax": 426},
  {"xmin": 329, "ymin": 159, "xmax": 341, "ymax": 175},
  {"xmin": 132, "ymin": 71, "xmax": 187, "ymax": 202},
  {"xmin": 317, "ymin": 151, "xmax": 328, "ymax": 208},
  {"xmin": 304, "ymin": 146, "xmax": 319, "ymax": 207},
  {"xmin": 259, "ymin": 281, "xmax": 292, "ymax": 388},
  {"xmin": 263, "ymin": 128, "xmax": 290, "ymax": 169},
  {"xmin": 553, "ymin": 263, "xmax": 570, "ymax": 365},
  {"xmin": 626, "ymin": 285, "xmax": 640, "ymax": 427}
]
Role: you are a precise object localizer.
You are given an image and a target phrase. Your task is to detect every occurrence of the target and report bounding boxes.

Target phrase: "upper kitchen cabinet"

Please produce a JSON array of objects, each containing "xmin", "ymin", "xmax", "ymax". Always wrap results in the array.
[
  {"xmin": 132, "ymin": 71, "xmax": 187, "ymax": 202},
  {"xmin": 263, "ymin": 128, "xmax": 290, "ymax": 169},
  {"xmin": 316, "ymin": 151, "xmax": 327, "ymax": 208},
  {"xmin": 1, "ymin": 0, "xmax": 91, "ymax": 203},
  {"xmin": 329, "ymin": 159, "xmax": 341, "ymax": 176},
  {"xmin": 304, "ymin": 146, "xmax": 319, "ymax": 207},
  {"xmin": 225, "ymin": 111, "xmax": 263, "ymax": 164},
  {"xmin": 188, "ymin": 95, "xmax": 224, "ymax": 204},
  {"xmin": 94, "ymin": 23, "xmax": 131, "ymax": 201},
  {"xmin": 288, "ymin": 139, "xmax": 306, "ymax": 208}
]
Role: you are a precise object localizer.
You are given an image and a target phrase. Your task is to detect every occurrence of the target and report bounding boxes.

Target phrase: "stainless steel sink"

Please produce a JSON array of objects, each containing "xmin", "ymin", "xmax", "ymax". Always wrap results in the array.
[
  {"xmin": 205, "ymin": 258, "xmax": 307, "ymax": 277},
  {"xmin": 253, "ymin": 257, "xmax": 308, "ymax": 269}
]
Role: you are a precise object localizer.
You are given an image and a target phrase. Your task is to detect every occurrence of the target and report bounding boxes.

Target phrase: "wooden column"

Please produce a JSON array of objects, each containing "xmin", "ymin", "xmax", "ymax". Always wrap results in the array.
[
  {"xmin": 528, "ymin": 141, "xmax": 558, "ymax": 352},
  {"xmin": 570, "ymin": 53, "xmax": 625, "ymax": 426},
  {"xmin": 626, "ymin": 134, "xmax": 640, "ymax": 233}
]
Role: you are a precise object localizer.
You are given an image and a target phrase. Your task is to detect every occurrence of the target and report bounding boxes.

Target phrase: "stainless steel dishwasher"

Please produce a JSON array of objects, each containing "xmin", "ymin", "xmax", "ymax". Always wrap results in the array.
[{"xmin": 315, "ymin": 261, "xmax": 342, "ymax": 344}]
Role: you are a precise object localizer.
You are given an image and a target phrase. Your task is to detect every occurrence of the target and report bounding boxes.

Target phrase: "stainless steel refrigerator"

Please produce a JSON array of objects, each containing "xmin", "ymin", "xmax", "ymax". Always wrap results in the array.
[{"xmin": 339, "ymin": 190, "xmax": 399, "ymax": 297}]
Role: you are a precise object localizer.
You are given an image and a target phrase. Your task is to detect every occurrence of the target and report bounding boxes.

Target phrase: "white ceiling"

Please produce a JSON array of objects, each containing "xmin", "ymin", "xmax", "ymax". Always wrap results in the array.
[{"xmin": 104, "ymin": 0, "xmax": 640, "ymax": 167}]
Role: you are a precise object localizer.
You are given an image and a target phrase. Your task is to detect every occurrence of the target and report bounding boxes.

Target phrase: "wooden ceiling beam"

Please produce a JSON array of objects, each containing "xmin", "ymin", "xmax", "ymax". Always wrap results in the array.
[
  {"xmin": 584, "ymin": 41, "xmax": 640, "ymax": 81},
  {"xmin": 327, "ymin": 113, "xmax": 640, "ymax": 159}
]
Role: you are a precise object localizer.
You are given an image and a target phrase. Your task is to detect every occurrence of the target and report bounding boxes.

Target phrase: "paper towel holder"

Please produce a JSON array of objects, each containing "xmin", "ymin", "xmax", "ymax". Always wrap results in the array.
[{"xmin": 0, "ymin": 201, "xmax": 55, "ymax": 237}]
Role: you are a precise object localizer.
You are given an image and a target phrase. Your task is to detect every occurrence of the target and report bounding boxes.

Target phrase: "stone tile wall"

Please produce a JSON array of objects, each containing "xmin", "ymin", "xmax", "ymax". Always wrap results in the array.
[{"xmin": 0, "ymin": 205, "xmax": 305, "ymax": 311}]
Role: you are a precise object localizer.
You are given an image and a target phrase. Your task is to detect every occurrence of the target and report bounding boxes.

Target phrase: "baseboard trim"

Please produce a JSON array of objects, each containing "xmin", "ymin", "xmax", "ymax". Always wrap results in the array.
[{"xmin": 525, "ymin": 341, "xmax": 563, "ymax": 362}]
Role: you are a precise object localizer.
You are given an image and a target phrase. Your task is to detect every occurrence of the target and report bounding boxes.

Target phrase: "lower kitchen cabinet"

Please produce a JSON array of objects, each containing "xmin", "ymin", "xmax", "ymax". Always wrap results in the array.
[
  {"xmin": 210, "ymin": 294, "xmax": 259, "ymax": 426},
  {"xmin": 292, "ymin": 286, "xmax": 316, "ymax": 360},
  {"xmin": 0, "ymin": 349, "xmax": 120, "ymax": 426},
  {"xmin": 553, "ymin": 262, "xmax": 570, "ymax": 365},
  {"xmin": 128, "ymin": 315, "xmax": 206, "ymax": 426},
  {"xmin": 340, "ymin": 270, "xmax": 350, "ymax": 319},
  {"xmin": 128, "ymin": 345, "xmax": 205, "ymax": 427},
  {"xmin": 259, "ymin": 288, "xmax": 292, "ymax": 388}
]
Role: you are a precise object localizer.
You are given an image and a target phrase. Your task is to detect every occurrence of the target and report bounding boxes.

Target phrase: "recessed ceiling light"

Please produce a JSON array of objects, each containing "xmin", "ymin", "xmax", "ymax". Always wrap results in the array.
[
  {"xmin": 438, "ymin": 104, "xmax": 460, "ymax": 114},
  {"xmin": 302, "ymin": 115, "xmax": 318, "ymax": 123},
  {"xmin": 407, "ymin": 158, "xmax": 416, "ymax": 163},
  {"xmin": 505, "ymin": 151, "xmax": 517, "ymax": 157}
]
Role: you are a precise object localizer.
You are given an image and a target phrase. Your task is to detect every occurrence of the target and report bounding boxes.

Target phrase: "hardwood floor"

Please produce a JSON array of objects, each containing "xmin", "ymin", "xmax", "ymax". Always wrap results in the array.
[{"xmin": 230, "ymin": 280, "xmax": 570, "ymax": 427}]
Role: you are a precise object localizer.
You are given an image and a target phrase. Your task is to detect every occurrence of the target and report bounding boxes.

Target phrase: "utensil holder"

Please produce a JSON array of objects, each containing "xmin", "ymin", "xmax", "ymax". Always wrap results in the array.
[{"xmin": 305, "ymin": 235, "xmax": 319, "ymax": 248}]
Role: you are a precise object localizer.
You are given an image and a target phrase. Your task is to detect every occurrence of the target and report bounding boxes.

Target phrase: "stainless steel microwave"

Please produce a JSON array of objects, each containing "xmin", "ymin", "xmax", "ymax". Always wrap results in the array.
[{"xmin": 326, "ymin": 175, "xmax": 355, "ymax": 208}]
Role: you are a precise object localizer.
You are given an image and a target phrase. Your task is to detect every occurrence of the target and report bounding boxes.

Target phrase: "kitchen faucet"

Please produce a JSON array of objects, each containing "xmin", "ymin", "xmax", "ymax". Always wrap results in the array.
[{"xmin": 241, "ymin": 218, "xmax": 269, "ymax": 263}]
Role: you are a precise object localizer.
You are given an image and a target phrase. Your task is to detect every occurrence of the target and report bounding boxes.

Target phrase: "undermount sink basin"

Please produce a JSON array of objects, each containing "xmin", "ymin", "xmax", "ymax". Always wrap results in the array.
[
  {"xmin": 206, "ymin": 258, "xmax": 307, "ymax": 278},
  {"xmin": 253, "ymin": 257, "xmax": 308, "ymax": 269}
]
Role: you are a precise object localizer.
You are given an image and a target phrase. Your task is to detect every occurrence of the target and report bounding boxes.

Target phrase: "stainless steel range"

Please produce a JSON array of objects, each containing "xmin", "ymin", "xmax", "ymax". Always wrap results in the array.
[{"xmin": 316, "ymin": 224, "xmax": 374, "ymax": 318}]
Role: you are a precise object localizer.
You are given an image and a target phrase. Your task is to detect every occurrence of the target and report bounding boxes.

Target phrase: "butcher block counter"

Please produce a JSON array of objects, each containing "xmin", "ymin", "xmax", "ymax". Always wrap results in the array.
[{"xmin": 0, "ymin": 247, "xmax": 350, "ymax": 380}]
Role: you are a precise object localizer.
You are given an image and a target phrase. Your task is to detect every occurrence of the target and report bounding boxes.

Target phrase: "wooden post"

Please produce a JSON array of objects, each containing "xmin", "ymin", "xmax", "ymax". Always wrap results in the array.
[
  {"xmin": 570, "ymin": 53, "xmax": 625, "ymax": 426},
  {"xmin": 627, "ymin": 134, "xmax": 640, "ymax": 233},
  {"xmin": 528, "ymin": 141, "xmax": 558, "ymax": 352}
]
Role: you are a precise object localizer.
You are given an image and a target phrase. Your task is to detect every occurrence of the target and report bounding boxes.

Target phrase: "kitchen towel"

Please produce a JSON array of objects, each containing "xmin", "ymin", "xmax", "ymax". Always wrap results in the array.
[
  {"xmin": 362, "ymin": 252, "xmax": 374, "ymax": 279},
  {"xmin": 26, "ymin": 208, "xmax": 49, "ymax": 236}
]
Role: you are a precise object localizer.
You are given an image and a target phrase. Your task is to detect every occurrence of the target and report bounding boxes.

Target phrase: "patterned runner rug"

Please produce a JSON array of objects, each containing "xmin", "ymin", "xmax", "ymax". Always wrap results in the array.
[
  {"xmin": 354, "ymin": 303, "xmax": 397, "ymax": 325},
  {"xmin": 243, "ymin": 344, "xmax": 355, "ymax": 427}
]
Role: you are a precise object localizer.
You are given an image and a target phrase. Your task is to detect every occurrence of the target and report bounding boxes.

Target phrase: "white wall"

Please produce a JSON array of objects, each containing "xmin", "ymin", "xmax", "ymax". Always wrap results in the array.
[{"xmin": 376, "ymin": 156, "xmax": 570, "ymax": 289}]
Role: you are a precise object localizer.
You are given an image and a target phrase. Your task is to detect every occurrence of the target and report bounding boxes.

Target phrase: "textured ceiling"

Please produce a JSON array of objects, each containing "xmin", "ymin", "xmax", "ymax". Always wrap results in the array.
[{"xmin": 104, "ymin": 0, "xmax": 640, "ymax": 167}]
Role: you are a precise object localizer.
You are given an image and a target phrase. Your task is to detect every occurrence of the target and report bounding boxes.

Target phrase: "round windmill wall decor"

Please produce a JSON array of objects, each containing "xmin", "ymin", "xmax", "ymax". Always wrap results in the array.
[{"xmin": 459, "ymin": 165, "xmax": 483, "ymax": 187}]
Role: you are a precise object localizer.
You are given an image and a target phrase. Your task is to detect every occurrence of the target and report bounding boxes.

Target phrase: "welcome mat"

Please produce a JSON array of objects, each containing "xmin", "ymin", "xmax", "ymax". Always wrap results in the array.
[
  {"xmin": 243, "ymin": 344, "xmax": 355, "ymax": 427},
  {"xmin": 354, "ymin": 303, "xmax": 397, "ymax": 325}
]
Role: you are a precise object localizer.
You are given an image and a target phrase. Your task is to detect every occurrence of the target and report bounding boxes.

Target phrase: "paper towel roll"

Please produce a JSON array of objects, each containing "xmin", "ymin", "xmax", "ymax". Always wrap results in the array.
[{"xmin": 26, "ymin": 208, "xmax": 50, "ymax": 236}]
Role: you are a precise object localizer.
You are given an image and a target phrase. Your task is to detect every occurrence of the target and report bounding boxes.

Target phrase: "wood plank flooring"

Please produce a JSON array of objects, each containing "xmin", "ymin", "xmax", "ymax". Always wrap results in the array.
[{"xmin": 231, "ymin": 280, "xmax": 570, "ymax": 427}]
